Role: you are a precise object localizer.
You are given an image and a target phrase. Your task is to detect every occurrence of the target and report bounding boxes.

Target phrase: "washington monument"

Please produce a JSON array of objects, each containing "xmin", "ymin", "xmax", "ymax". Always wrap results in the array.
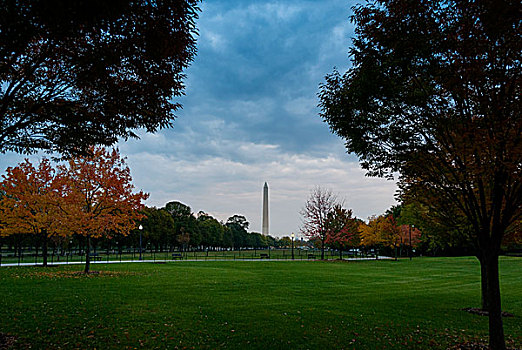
[{"xmin": 262, "ymin": 182, "xmax": 269, "ymax": 235}]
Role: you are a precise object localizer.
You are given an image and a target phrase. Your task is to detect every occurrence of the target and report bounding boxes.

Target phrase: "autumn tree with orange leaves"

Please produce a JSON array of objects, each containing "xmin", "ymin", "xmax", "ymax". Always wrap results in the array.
[
  {"xmin": 359, "ymin": 215, "xmax": 408, "ymax": 260},
  {"xmin": 61, "ymin": 147, "xmax": 148, "ymax": 273},
  {"xmin": 0, "ymin": 159, "xmax": 66, "ymax": 266},
  {"xmin": 379, "ymin": 216, "xmax": 403, "ymax": 260},
  {"xmin": 0, "ymin": 147, "xmax": 147, "ymax": 272},
  {"xmin": 399, "ymin": 224, "xmax": 422, "ymax": 259}
]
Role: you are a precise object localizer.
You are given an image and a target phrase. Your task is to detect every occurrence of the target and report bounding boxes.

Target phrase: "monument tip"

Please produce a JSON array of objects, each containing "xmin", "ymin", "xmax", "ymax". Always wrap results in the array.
[{"xmin": 262, "ymin": 181, "xmax": 269, "ymax": 235}]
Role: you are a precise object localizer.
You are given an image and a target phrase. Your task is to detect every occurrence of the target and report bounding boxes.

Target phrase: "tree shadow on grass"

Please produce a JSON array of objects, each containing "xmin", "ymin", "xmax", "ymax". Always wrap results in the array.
[{"xmin": 462, "ymin": 307, "xmax": 515, "ymax": 318}]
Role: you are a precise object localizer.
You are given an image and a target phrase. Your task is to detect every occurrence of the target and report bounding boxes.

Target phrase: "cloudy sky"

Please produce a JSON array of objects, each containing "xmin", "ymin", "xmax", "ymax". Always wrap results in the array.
[{"xmin": 0, "ymin": 0, "xmax": 398, "ymax": 237}]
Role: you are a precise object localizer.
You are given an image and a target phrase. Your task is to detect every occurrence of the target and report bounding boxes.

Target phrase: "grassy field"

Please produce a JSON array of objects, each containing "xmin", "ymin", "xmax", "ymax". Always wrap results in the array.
[{"xmin": 0, "ymin": 257, "xmax": 521, "ymax": 349}]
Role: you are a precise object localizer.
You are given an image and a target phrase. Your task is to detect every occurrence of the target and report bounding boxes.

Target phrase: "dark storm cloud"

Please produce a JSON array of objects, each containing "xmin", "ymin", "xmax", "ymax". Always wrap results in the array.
[{"xmin": 171, "ymin": 0, "xmax": 356, "ymax": 157}]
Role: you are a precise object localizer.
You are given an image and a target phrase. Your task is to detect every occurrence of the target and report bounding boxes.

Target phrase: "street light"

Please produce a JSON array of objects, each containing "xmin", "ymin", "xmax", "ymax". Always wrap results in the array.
[
  {"xmin": 138, "ymin": 224, "xmax": 143, "ymax": 261},
  {"xmin": 291, "ymin": 232, "xmax": 295, "ymax": 260},
  {"xmin": 409, "ymin": 224, "xmax": 414, "ymax": 261}
]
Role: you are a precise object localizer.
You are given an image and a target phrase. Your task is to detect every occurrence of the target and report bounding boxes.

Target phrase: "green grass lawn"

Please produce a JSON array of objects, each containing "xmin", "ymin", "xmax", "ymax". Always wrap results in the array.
[{"xmin": 0, "ymin": 257, "xmax": 520, "ymax": 349}]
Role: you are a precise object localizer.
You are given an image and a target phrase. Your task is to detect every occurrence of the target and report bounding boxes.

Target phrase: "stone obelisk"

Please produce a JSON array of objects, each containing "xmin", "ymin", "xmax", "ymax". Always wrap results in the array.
[{"xmin": 262, "ymin": 182, "xmax": 269, "ymax": 235}]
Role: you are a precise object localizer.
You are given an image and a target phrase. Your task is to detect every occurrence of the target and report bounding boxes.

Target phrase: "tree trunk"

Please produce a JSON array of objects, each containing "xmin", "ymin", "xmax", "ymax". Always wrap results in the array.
[
  {"xmin": 42, "ymin": 231, "xmax": 48, "ymax": 267},
  {"xmin": 477, "ymin": 254, "xmax": 489, "ymax": 310},
  {"xmin": 485, "ymin": 253, "xmax": 506, "ymax": 350},
  {"xmin": 321, "ymin": 237, "xmax": 325, "ymax": 260},
  {"xmin": 84, "ymin": 236, "xmax": 91, "ymax": 274}
]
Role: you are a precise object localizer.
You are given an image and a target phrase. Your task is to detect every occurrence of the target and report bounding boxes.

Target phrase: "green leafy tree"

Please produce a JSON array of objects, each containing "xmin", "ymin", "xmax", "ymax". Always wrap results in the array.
[
  {"xmin": 222, "ymin": 226, "xmax": 234, "ymax": 249},
  {"xmin": 198, "ymin": 213, "xmax": 224, "ymax": 249},
  {"xmin": 249, "ymin": 232, "xmax": 267, "ymax": 249},
  {"xmin": 226, "ymin": 215, "xmax": 249, "ymax": 249},
  {"xmin": 140, "ymin": 207, "xmax": 175, "ymax": 251},
  {"xmin": 399, "ymin": 201, "xmax": 474, "ymax": 256},
  {"xmin": 385, "ymin": 206, "xmax": 402, "ymax": 221},
  {"xmin": 279, "ymin": 236, "xmax": 292, "ymax": 248},
  {"xmin": 226, "ymin": 215, "xmax": 249, "ymax": 230},
  {"xmin": 165, "ymin": 201, "xmax": 200, "ymax": 249},
  {"xmin": 0, "ymin": 1, "xmax": 200, "ymax": 155},
  {"xmin": 319, "ymin": 1, "xmax": 521, "ymax": 347},
  {"xmin": 165, "ymin": 201, "xmax": 192, "ymax": 218}
]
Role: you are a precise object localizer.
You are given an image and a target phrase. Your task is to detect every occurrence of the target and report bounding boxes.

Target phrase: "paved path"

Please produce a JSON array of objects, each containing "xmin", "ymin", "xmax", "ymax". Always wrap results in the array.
[{"xmin": 0, "ymin": 256, "xmax": 391, "ymax": 267}]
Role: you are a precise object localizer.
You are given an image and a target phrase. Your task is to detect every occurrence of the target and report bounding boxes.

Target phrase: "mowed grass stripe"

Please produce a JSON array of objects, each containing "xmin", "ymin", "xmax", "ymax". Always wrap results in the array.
[{"xmin": 0, "ymin": 257, "xmax": 520, "ymax": 349}]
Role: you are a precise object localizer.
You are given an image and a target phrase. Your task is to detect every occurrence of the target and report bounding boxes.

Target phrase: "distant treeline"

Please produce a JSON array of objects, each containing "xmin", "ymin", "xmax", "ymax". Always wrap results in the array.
[
  {"xmin": 135, "ymin": 201, "xmax": 292, "ymax": 251},
  {"xmin": 0, "ymin": 200, "xmax": 294, "ymax": 254}
]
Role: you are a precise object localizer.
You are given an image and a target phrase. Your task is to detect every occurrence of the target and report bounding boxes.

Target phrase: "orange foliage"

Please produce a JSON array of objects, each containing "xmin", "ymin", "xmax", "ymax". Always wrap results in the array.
[
  {"xmin": 399, "ymin": 225, "xmax": 422, "ymax": 248},
  {"xmin": 359, "ymin": 216, "xmax": 381, "ymax": 246},
  {"xmin": 378, "ymin": 215, "xmax": 402, "ymax": 249},
  {"xmin": 0, "ymin": 158, "xmax": 67, "ymax": 238},
  {"xmin": 0, "ymin": 148, "xmax": 148, "ymax": 271},
  {"xmin": 359, "ymin": 215, "xmax": 404, "ymax": 249},
  {"xmin": 60, "ymin": 147, "xmax": 149, "ymax": 240}
]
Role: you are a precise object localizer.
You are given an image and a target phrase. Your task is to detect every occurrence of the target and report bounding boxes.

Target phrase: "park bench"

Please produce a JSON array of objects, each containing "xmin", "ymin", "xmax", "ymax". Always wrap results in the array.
[
  {"xmin": 307, "ymin": 254, "xmax": 315, "ymax": 260},
  {"xmin": 172, "ymin": 253, "xmax": 183, "ymax": 260},
  {"xmin": 89, "ymin": 253, "xmax": 102, "ymax": 261},
  {"xmin": 259, "ymin": 253, "xmax": 270, "ymax": 259}
]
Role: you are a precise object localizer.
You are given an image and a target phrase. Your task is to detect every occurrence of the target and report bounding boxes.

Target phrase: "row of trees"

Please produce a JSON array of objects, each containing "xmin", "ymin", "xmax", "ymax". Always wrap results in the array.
[
  {"xmin": 0, "ymin": 147, "xmax": 147, "ymax": 273},
  {"xmin": 301, "ymin": 186, "xmax": 519, "ymax": 262},
  {"xmin": 0, "ymin": 204, "xmax": 294, "ymax": 261},
  {"xmin": 138, "ymin": 203, "xmax": 290, "ymax": 252},
  {"xmin": 300, "ymin": 187, "xmax": 423, "ymax": 260},
  {"xmin": 0, "ymin": 148, "xmax": 294, "ymax": 271},
  {"xmin": 359, "ymin": 213, "xmax": 421, "ymax": 259}
]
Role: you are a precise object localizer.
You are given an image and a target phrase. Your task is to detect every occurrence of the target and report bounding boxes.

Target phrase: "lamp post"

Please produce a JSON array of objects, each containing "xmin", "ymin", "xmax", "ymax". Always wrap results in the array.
[
  {"xmin": 138, "ymin": 224, "xmax": 143, "ymax": 261},
  {"xmin": 409, "ymin": 224, "xmax": 414, "ymax": 261},
  {"xmin": 291, "ymin": 232, "xmax": 295, "ymax": 260}
]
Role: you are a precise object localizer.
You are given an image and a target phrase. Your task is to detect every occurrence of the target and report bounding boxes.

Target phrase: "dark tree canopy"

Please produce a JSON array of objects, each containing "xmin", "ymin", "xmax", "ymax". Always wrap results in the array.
[
  {"xmin": 0, "ymin": 0, "xmax": 200, "ymax": 155},
  {"xmin": 320, "ymin": 0, "xmax": 520, "ymax": 178},
  {"xmin": 165, "ymin": 201, "xmax": 192, "ymax": 219},
  {"xmin": 319, "ymin": 1, "xmax": 520, "ymax": 348},
  {"xmin": 140, "ymin": 206, "xmax": 175, "ymax": 248},
  {"xmin": 226, "ymin": 215, "xmax": 249, "ymax": 230}
]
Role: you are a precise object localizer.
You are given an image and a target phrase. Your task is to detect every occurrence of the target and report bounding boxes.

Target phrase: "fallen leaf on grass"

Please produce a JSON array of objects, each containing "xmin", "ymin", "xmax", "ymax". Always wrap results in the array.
[
  {"xmin": 23, "ymin": 270, "xmax": 138, "ymax": 279},
  {"xmin": 0, "ymin": 332, "xmax": 17, "ymax": 350}
]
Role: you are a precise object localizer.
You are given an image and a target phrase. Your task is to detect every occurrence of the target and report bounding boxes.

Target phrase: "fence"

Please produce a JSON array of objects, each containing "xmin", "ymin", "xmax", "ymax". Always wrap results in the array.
[{"xmin": 0, "ymin": 246, "xmax": 372, "ymax": 266}]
